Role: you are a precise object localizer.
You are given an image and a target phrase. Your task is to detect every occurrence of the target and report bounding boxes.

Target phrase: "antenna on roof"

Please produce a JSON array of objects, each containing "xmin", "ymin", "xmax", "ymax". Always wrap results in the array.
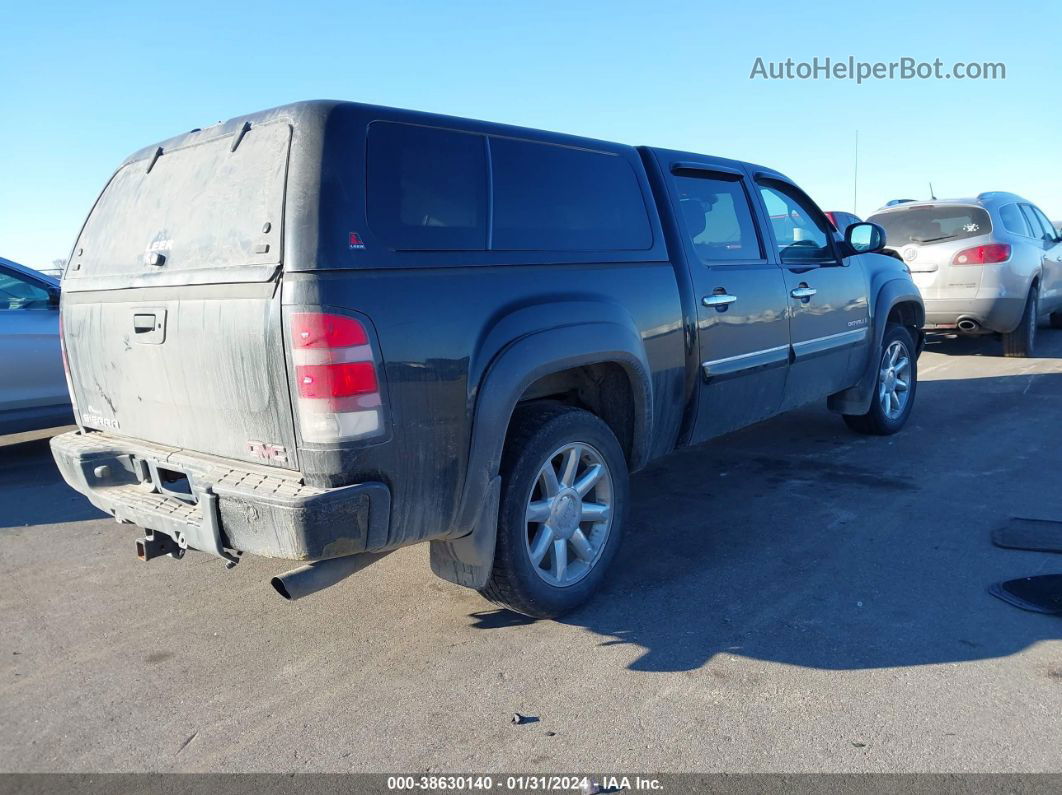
[
  {"xmin": 852, "ymin": 130, "xmax": 859, "ymax": 213},
  {"xmin": 929, "ymin": 182, "xmax": 937, "ymax": 200}
]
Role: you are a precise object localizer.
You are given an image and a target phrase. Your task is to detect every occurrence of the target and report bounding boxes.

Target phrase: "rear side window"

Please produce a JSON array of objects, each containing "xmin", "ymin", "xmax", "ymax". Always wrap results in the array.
[
  {"xmin": 866, "ymin": 205, "xmax": 992, "ymax": 246},
  {"xmin": 673, "ymin": 173, "xmax": 762, "ymax": 263},
  {"xmin": 999, "ymin": 203, "xmax": 1031, "ymax": 236},
  {"xmin": 366, "ymin": 122, "xmax": 488, "ymax": 250},
  {"xmin": 490, "ymin": 138, "xmax": 652, "ymax": 251}
]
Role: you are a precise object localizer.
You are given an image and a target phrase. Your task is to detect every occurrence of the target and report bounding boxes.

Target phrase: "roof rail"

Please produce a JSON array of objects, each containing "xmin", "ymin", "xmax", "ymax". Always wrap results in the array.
[{"xmin": 976, "ymin": 191, "xmax": 1022, "ymax": 202}]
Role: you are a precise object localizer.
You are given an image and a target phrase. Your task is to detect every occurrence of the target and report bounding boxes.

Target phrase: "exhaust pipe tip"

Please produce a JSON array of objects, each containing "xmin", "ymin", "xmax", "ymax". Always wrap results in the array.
[
  {"xmin": 957, "ymin": 319, "xmax": 980, "ymax": 332},
  {"xmin": 270, "ymin": 576, "xmax": 293, "ymax": 601},
  {"xmin": 270, "ymin": 551, "xmax": 392, "ymax": 602}
]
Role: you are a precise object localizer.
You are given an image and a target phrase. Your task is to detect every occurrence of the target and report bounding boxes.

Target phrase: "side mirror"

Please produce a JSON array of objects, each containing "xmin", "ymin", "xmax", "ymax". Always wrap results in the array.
[
  {"xmin": 845, "ymin": 222, "xmax": 886, "ymax": 254},
  {"xmin": 48, "ymin": 287, "xmax": 61, "ymax": 307}
]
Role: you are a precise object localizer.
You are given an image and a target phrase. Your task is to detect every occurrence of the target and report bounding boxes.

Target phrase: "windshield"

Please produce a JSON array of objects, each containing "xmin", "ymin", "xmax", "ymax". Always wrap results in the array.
[{"xmin": 868, "ymin": 205, "xmax": 992, "ymax": 247}]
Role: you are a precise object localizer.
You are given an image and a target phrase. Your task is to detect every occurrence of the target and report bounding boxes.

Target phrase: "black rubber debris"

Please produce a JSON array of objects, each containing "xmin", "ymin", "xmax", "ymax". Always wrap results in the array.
[
  {"xmin": 989, "ymin": 575, "xmax": 1062, "ymax": 615},
  {"xmin": 992, "ymin": 517, "xmax": 1062, "ymax": 554}
]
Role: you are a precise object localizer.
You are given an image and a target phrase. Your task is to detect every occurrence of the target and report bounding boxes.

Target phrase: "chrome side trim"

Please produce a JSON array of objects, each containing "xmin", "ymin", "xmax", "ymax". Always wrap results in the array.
[
  {"xmin": 702, "ymin": 344, "xmax": 790, "ymax": 382},
  {"xmin": 792, "ymin": 327, "xmax": 868, "ymax": 361}
]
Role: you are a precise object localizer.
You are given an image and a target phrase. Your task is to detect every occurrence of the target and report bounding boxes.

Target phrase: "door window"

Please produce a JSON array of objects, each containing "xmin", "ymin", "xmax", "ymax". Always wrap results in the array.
[
  {"xmin": 757, "ymin": 182, "xmax": 835, "ymax": 263},
  {"xmin": 999, "ymin": 203, "xmax": 1032, "ymax": 236},
  {"xmin": 1028, "ymin": 205, "xmax": 1059, "ymax": 242},
  {"xmin": 672, "ymin": 173, "xmax": 763, "ymax": 263},
  {"xmin": 0, "ymin": 269, "xmax": 52, "ymax": 310}
]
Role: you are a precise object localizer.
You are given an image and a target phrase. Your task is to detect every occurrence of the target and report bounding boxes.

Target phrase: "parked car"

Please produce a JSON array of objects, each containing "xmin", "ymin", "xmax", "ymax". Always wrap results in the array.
[
  {"xmin": 867, "ymin": 193, "xmax": 1062, "ymax": 357},
  {"xmin": 51, "ymin": 101, "xmax": 924, "ymax": 617},
  {"xmin": 0, "ymin": 257, "xmax": 74, "ymax": 434},
  {"xmin": 825, "ymin": 210, "xmax": 862, "ymax": 233}
]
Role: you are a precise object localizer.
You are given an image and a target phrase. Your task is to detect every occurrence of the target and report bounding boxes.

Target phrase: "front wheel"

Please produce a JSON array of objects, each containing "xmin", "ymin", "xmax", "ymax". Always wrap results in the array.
[
  {"xmin": 479, "ymin": 404, "xmax": 628, "ymax": 619},
  {"xmin": 1002, "ymin": 286, "xmax": 1038, "ymax": 358},
  {"xmin": 843, "ymin": 324, "xmax": 918, "ymax": 436}
]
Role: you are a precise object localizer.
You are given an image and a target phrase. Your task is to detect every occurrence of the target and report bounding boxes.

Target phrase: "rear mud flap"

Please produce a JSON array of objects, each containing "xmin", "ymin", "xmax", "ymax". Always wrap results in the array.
[{"xmin": 429, "ymin": 475, "xmax": 501, "ymax": 589}]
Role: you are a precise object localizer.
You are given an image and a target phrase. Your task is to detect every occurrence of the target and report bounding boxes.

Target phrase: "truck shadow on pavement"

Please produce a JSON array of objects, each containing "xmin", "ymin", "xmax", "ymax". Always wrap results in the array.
[
  {"xmin": 924, "ymin": 330, "xmax": 1062, "ymax": 358},
  {"xmin": 471, "ymin": 370, "xmax": 1062, "ymax": 672},
  {"xmin": 0, "ymin": 436, "xmax": 105, "ymax": 529}
]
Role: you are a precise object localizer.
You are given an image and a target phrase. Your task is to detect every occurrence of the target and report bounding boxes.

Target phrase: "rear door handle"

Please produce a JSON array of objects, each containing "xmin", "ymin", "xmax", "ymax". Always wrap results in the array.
[
  {"xmin": 703, "ymin": 294, "xmax": 738, "ymax": 308},
  {"xmin": 790, "ymin": 287, "xmax": 817, "ymax": 299},
  {"xmin": 133, "ymin": 314, "xmax": 157, "ymax": 333}
]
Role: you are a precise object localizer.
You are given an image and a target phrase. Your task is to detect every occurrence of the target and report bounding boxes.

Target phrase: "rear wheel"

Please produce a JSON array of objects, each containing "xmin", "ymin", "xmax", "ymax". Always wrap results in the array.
[
  {"xmin": 1002, "ymin": 286, "xmax": 1038, "ymax": 358},
  {"xmin": 843, "ymin": 324, "xmax": 917, "ymax": 436},
  {"xmin": 480, "ymin": 404, "xmax": 628, "ymax": 619}
]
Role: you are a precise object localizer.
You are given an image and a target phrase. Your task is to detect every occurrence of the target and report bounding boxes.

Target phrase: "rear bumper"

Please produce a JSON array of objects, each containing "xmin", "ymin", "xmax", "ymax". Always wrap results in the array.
[
  {"xmin": 50, "ymin": 430, "xmax": 390, "ymax": 561},
  {"xmin": 922, "ymin": 296, "xmax": 1025, "ymax": 334}
]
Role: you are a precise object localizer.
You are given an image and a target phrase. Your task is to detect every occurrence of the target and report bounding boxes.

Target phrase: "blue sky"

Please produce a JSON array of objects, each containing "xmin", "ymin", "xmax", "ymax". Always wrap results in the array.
[{"xmin": 2, "ymin": 0, "xmax": 1058, "ymax": 268}]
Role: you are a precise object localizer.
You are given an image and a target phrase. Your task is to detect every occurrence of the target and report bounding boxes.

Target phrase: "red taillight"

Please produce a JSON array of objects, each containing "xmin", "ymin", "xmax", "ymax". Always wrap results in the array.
[
  {"xmin": 290, "ymin": 312, "xmax": 368, "ymax": 348},
  {"xmin": 58, "ymin": 313, "xmax": 70, "ymax": 375},
  {"xmin": 952, "ymin": 243, "xmax": 1011, "ymax": 266},
  {"xmin": 286, "ymin": 311, "xmax": 385, "ymax": 443},
  {"xmin": 296, "ymin": 362, "xmax": 378, "ymax": 399}
]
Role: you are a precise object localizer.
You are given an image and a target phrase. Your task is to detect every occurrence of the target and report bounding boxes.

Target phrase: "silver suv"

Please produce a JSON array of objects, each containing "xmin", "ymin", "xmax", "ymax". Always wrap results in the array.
[{"xmin": 867, "ymin": 193, "xmax": 1062, "ymax": 357}]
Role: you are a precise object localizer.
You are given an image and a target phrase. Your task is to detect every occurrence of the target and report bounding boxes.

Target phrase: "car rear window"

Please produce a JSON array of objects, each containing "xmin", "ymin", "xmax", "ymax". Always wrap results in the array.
[
  {"xmin": 490, "ymin": 138, "xmax": 652, "ymax": 251},
  {"xmin": 867, "ymin": 205, "xmax": 992, "ymax": 247},
  {"xmin": 72, "ymin": 122, "xmax": 290, "ymax": 277}
]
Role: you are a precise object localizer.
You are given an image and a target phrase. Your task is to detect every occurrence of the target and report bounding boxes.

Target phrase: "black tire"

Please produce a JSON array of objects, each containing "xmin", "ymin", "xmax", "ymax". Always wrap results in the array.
[
  {"xmin": 479, "ymin": 404, "xmax": 628, "ymax": 619},
  {"xmin": 1002, "ymin": 285, "xmax": 1038, "ymax": 358},
  {"xmin": 1049, "ymin": 311, "xmax": 1062, "ymax": 330},
  {"xmin": 843, "ymin": 324, "xmax": 918, "ymax": 436}
]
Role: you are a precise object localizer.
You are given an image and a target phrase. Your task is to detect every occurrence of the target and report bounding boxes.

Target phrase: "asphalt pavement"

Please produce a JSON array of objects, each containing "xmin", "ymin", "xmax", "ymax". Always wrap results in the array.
[{"xmin": 1, "ymin": 331, "xmax": 1061, "ymax": 773}]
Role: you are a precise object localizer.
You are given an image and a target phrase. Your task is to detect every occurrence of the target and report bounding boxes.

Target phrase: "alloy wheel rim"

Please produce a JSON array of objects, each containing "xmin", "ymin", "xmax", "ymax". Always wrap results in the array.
[
  {"xmin": 524, "ymin": 442, "xmax": 614, "ymax": 588},
  {"xmin": 878, "ymin": 340, "xmax": 912, "ymax": 419}
]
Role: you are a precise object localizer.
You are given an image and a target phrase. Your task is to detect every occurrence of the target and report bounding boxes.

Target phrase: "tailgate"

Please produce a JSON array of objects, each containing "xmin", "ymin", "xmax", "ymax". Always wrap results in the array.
[{"xmin": 61, "ymin": 121, "xmax": 298, "ymax": 469}]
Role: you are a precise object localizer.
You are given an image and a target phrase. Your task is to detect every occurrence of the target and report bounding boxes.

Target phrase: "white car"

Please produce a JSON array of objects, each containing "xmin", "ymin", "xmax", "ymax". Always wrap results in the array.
[{"xmin": 0, "ymin": 257, "xmax": 73, "ymax": 433}]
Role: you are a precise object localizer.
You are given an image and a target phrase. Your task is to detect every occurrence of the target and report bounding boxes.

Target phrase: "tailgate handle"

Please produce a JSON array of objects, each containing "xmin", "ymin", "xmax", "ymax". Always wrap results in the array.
[{"xmin": 131, "ymin": 307, "xmax": 167, "ymax": 344}]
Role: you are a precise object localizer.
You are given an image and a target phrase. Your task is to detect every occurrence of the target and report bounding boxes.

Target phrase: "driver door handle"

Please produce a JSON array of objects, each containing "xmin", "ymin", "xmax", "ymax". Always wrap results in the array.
[
  {"xmin": 790, "ymin": 286, "xmax": 817, "ymax": 299},
  {"xmin": 703, "ymin": 294, "xmax": 738, "ymax": 308}
]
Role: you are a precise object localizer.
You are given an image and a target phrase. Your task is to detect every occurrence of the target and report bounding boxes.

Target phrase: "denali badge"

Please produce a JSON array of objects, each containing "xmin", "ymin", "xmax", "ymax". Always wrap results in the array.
[{"xmin": 247, "ymin": 441, "xmax": 288, "ymax": 463}]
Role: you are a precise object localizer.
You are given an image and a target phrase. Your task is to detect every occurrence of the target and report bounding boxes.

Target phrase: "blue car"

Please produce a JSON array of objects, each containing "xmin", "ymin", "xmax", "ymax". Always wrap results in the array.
[{"xmin": 0, "ymin": 257, "xmax": 74, "ymax": 434}]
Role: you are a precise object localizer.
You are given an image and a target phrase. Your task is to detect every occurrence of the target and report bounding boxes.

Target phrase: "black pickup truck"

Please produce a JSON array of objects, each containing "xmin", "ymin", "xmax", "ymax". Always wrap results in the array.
[{"xmin": 51, "ymin": 100, "xmax": 924, "ymax": 617}]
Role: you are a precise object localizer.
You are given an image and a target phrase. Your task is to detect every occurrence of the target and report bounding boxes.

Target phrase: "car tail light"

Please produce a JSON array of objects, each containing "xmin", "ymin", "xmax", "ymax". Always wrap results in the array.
[
  {"xmin": 287, "ymin": 311, "xmax": 385, "ymax": 443},
  {"xmin": 952, "ymin": 243, "xmax": 1011, "ymax": 266},
  {"xmin": 58, "ymin": 313, "xmax": 70, "ymax": 376},
  {"xmin": 58, "ymin": 311, "xmax": 79, "ymax": 413}
]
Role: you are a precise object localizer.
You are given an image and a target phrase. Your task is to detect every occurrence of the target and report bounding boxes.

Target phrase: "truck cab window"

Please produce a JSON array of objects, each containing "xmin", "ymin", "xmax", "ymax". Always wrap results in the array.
[
  {"xmin": 758, "ymin": 183, "xmax": 833, "ymax": 263},
  {"xmin": 673, "ymin": 174, "xmax": 762, "ymax": 263}
]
